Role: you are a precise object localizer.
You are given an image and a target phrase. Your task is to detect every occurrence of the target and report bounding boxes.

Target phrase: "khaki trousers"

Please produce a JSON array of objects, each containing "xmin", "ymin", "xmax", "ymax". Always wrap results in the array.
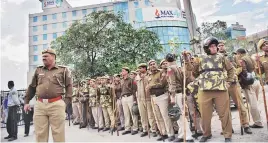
[
  {"xmin": 138, "ymin": 99, "xmax": 156, "ymax": 133},
  {"xmin": 228, "ymin": 83, "xmax": 249, "ymax": 127},
  {"xmin": 186, "ymin": 95, "xmax": 203, "ymax": 133},
  {"xmin": 198, "ymin": 90, "xmax": 232, "ymax": 138},
  {"xmin": 116, "ymin": 99, "xmax": 125, "ymax": 127},
  {"xmin": 175, "ymin": 93, "xmax": 194, "ymax": 140},
  {"xmin": 151, "ymin": 93, "xmax": 174, "ymax": 137},
  {"xmin": 34, "ymin": 100, "xmax": 66, "ymax": 142},
  {"xmin": 72, "ymin": 102, "xmax": 81, "ymax": 124},
  {"xmin": 102, "ymin": 106, "xmax": 115, "ymax": 128},
  {"xmin": 122, "ymin": 95, "xmax": 138, "ymax": 131},
  {"xmin": 80, "ymin": 102, "xmax": 88, "ymax": 126},
  {"xmin": 242, "ymin": 84, "xmax": 263, "ymax": 126},
  {"xmin": 91, "ymin": 106, "xmax": 104, "ymax": 128},
  {"xmin": 252, "ymin": 80, "xmax": 261, "ymax": 101}
]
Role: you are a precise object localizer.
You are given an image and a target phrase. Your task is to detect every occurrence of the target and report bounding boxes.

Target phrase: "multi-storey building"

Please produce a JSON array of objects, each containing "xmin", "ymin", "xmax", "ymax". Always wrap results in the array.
[{"xmin": 28, "ymin": 0, "xmax": 192, "ymax": 84}]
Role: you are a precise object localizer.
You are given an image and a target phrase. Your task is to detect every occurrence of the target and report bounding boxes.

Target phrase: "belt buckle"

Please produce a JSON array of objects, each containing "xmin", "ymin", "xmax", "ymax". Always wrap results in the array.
[{"xmin": 43, "ymin": 99, "xmax": 49, "ymax": 104}]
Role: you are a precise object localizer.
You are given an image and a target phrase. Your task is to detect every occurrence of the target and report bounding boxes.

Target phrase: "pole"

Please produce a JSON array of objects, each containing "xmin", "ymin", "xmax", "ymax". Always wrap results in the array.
[
  {"xmin": 183, "ymin": 57, "xmax": 187, "ymax": 143},
  {"xmin": 254, "ymin": 43, "xmax": 268, "ymax": 130},
  {"xmin": 235, "ymin": 86, "xmax": 244, "ymax": 135}
]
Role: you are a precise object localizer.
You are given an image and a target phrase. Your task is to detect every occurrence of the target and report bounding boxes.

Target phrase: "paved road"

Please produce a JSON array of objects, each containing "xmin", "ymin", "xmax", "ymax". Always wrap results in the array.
[{"xmin": 1, "ymin": 86, "xmax": 268, "ymax": 142}]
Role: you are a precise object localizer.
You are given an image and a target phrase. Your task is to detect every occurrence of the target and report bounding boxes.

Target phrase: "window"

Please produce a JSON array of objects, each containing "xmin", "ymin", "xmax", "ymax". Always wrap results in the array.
[
  {"xmin": 33, "ymin": 26, "xmax": 37, "ymax": 32},
  {"xmin": 43, "ymin": 25, "xmax": 47, "ymax": 31},
  {"xmin": 72, "ymin": 10, "xmax": 77, "ymax": 17},
  {"xmin": 62, "ymin": 12, "xmax": 67, "ymax": 18},
  {"xmin": 42, "ymin": 15, "xmax": 47, "ymax": 21},
  {"xmin": 33, "ymin": 35, "xmax": 38, "ymax": 42},
  {"xmin": 43, "ymin": 34, "xmax": 47, "ymax": 40},
  {"xmin": 33, "ymin": 16, "xmax": 38, "ymax": 22},
  {"xmin": 82, "ymin": 9, "xmax": 87, "ymax": 15},
  {"xmin": 33, "ymin": 45, "xmax": 38, "ymax": 51},
  {"xmin": 53, "ymin": 33, "xmax": 57, "ymax": 39},
  {"xmin": 62, "ymin": 22, "xmax": 67, "ymax": 28},
  {"xmin": 33, "ymin": 55, "xmax": 38, "ymax": 62},
  {"xmin": 43, "ymin": 44, "xmax": 48, "ymax": 50},
  {"xmin": 134, "ymin": 1, "xmax": 139, "ymax": 8},
  {"xmin": 103, "ymin": 6, "xmax": 107, "ymax": 11},
  {"xmin": 52, "ymin": 23, "xmax": 57, "ymax": 29},
  {"xmin": 92, "ymin": 8, "xmax": 97, "ymax": 12},
  {"xmin": 52, "ymin": 13, "xmax": 57, "ymax": 20},
  {"xmin": 145, "ymin": 0, "xmax": 150, "ymax": 6}
]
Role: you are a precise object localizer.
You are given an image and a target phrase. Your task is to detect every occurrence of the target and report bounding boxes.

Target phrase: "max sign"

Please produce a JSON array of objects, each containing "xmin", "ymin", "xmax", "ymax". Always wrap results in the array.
[
  {"xmin": 155, "ymin": 9, "xmax": 180, "ymax": 19},
  {"xmin": 43, "ymin": 0, "xmax": 61, "ymax": 9},
  {"xmin": 141, "ymin": 7, "xmax": 185, "ymax": 21}
]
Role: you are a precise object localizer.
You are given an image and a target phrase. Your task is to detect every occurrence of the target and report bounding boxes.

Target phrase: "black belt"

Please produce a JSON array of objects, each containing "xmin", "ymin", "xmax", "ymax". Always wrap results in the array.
[{"xmin": 122, "ymin": 94, "xmax": 132, "ymax": 97}]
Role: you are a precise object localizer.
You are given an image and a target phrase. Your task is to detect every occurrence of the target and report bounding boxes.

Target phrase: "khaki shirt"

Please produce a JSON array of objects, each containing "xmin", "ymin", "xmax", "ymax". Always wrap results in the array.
[
  {"xmin": 136, "ymin": 72, "xmax": 150, "ymax": 101},
  {"xmin": 121, "ymin": 77, "xmax": 137, "ymax": 96},
  {"xmin": 25, "ymin": 65, "xmax": 72, "ymax": 104},
  {"xmin": 147, "ymin": 69, "xmax": 168, "ymax": 95},
  {"xmin": 258, "ymin": 54, "xmax": 268, "ymax": 83}
]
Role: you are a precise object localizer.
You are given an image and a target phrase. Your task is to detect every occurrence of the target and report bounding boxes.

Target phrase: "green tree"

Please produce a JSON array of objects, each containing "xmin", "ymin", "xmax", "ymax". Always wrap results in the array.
[
  {"xmin": 201, "ymin": 20, "xmax": 228, "ymax": 40},
  {"xmin": 51, "ymin": 11, "xmax": 162, "ymax": 79}
]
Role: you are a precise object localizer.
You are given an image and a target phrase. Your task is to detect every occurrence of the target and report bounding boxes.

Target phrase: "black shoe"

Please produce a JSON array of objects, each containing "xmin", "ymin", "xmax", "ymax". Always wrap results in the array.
[
  {"xmin": 140, "ymin": 132, "xmax": 148, "ymax": 137},
  {"xmin": 221, "ymin": 129, "xmax": 234, "ymax": 135},
  {"xmin": 157, "ymin": 135, "xmax": 168, "ymax": 141},
  {"xmin": 168, "ymin": 136, "xmax": 175, "ymax": 142},
  {"xmin": 98, "ymin": 128, "xmax": 104, "ymax": 131},
  {"xmin": 8, "ymin": 137, "xmax": 17, "ymax": 142},
  {"xmin": 199, "ymin": 135, "xmax": 212, "ymax": 142},
  {"xmin": 152, "ymin": 132, "xmax": 157, "ymax": 137},
  {"xmin": 103, "ymin": 127, "xmax": 110, "ymax": 132},
  {"xmin": 73, "ymin": 122, "xmax": 79, "ymax": 125},
  {"xmin": 186, "ymin": 139, "xmax": 194, "ymax": 142},
  {"xmin": 244, "ymin": 127, "xmax": 252, "ymax": 134},
  {"xmin": 122, "ymin": 130, "xmax": 131, "ymax": 135},
  {"xmin": 4, "ymin": 136, "xmax": 12, "ymax": 139},
  {"xmin": 225, "ymin": 138, "xmax": 232, "ymax": 142},
  {"xmin": 192, "ymin": 132, "xmax": 203, "ymax": 138},
  {"xmin": 118, "ymin": 127, "xmax": 124, "ymax": 131},
  {"xmin": 250, "ymin": 124, "xmax": 263, "ymax": 128},
  {"xmin": 174, "ymin": 138, "xmax": 183, "ymax": 142},
  {"xmin": 92, "ymin": 127, "xmax": 98, "ymax": 129},
  {"xmin": 131, "ymin": 130, "xmax": 138, "ymax": 135},
  {"xmin": 24, "ymin": 134, "xmax": 29, "ymax": 137}
]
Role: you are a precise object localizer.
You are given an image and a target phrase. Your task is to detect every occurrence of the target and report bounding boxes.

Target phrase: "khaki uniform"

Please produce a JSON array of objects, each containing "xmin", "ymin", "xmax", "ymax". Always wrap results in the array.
[
  {"xmin": 167, "ymin": 63, "xmax": 194, "ymax": 140},
  {"xmin": 186, "ymin": 53, "xmax": 234, "ymax": 138},
  {"xmin": 121, "ymin": 77, "xmax": 138, "ymax": 131},
  {"xmin": 258, "ymin": 54, "xmax": 268, "ymax": 84},
  {"xmin": 136, "ymin": 72, "xmax": 156, "ymax": 133},
  {"xmin": 114, "ymin": 83, "xmax": 125, "ymax": 128},
  {"xmin": 25, "ymin": 65, "xmax": 72, "ymax": 142},
  {"xmin": 97, "ymin": 84, "xmax": 115, "ymax": 128},
  {"xmin": 147, "ymin": 69, "xmax": 174, "ymax": 137},
  {"xmin": 72, "ymin": 87, "xmax": 81, "ymax": 124},
  {"xmin": 236, "ymin": 54, "xmax": 263, "ymax": 126},
  {"xmin": 79, "ymin": 84, "xmax": 89, "ymax": 127},
  {"xmin": 89, "ymin": 86, "xmax": 104, "ymax": 129}
]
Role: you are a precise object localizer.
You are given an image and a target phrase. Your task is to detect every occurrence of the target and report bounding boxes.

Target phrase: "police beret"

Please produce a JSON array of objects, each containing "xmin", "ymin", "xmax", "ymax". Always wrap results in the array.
[
  {"xmin": 131, "ymin": 71, "xmax": 137, "ymax": 75},
  {"xmin": 137, "ymin": 63, "xmax": 147, "ymax": 68},
  {"xmin": 160, "ymin": 59, "xmax": 167, "ymax": 66},
  {"xmin": 218, "ymin": 40, "xmax": 226, "ymax": 44},
  {"xmin": 148, "ymin": 60, "xmax": 156, "ymax": 65},
  {"xmin": 122, "ymin": 67, "xmax": 130, "ymax": 73},
  {"xmin": 90, "ymin": 79, "xmax": 96, "ymax": 82},
  {"xmin": 42, "ymin": 48, "xmax": 56, "ymax": 55},
  {"xmin": 85, "ymin": 77, "xmax": 91, "ymax": 80},
  {"xmin": 257, "ymin": 39, "xmax": 268, "ymax": 50}
]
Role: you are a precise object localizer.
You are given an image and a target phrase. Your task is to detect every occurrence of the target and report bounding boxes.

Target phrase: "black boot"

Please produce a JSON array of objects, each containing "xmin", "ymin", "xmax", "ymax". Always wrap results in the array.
[
  {"xmin": 192, "ymin": 132, "xmax": 203, "ymax": 138},
  {"xmin": 168, "ymin": 136, "xmax": 175, "ymax": 142},
  {"xmin": 244, "ymin": 127, "xmax": 252, "ymax": 134},
  {"xmin": 225, "ymin": 138, "xmax": 232, "ymax": 142},
  {"xmin": 131, "ymin": 130, "xmax": 138, "ymax": 135},
  {"xmin": 152, "ymin": 132, "xmax": 157, "ymax": 137},
  {"xmin": 4, "ymin": 136, "xmax": 12, "ymax": 139},
  {"xmin": 122, "ymin": 130, "xmax": 131, "ymax": 135},
  {"xmin": 157, "ymin": 135, "xmax": 168, "ymax": 141},
  {"xmin": 199, "ymin": 135, "xmax": 212, "ymax": 142},
  {"xmin": 8, "ymin": 137, "xmax": 17, "ymax": 142},
  {"xmin": 140, "ymin": 132, "xmax": 148, "ymax": 137},
  {"xmin": 174, "ymin": 138, "xmax": 183, "ymax": 142},
  {"xmin": 103, "ymin": 127, "xmax": 110, "ymax": 132}
]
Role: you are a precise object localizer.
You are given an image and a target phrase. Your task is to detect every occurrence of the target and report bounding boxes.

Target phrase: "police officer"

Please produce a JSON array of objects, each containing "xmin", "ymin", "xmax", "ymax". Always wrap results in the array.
[
  {"xmin": 121, "ymin": 67, "xmax": 139, "ymax": 135},
  {"xmin": 89, "ymin": 79, "xmax": 104, "ymax": 130},
  {"xmin": 79, "ymin": 80, "xmax": 89, "ymax": 128},
  {"xmin": 184, "ymin": 37, "xmax": 235, "ymax": 142},
  {"xmin": 97, "ymin": 76, "xmax": 115, "ymax": 132},
  {"xmin": 165, "ymin": 54, "xmax": 194, "ymax": 142},
  {"xmin": 256, "ymin": 39, "xmax": 268, "ymax": 84},
  {"xmin": 136, "ymin": 63, "xmax": 157, "ymax": 137},
  {"xmin": 218, "ymin": 41, "xmax": 253, "ymax": 133},
  {"xmin": 147, "ymin": 60, "xmax": 175, "ymax": 141},
  {"xmin": 72, "ymin": 82, "xmax": 81, "ymax": 125},
  {"xmin": 24, "ymin": 48, "xmax": 73, "ymax": 142},
  {"xmin": 235, "ymin": 48, "xmax": 263, "ymax": 128}
]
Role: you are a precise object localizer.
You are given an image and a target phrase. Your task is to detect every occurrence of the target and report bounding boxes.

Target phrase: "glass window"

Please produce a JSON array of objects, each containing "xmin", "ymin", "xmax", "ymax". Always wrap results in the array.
[
  {"xmin": 72, "ymin": 10, "xmax": 77, "ymax": 17},
  {"xmin": 172, "ymin": 21, "xmax": 177, "ymax": 26},
  {"xmin": 33, "ymin": 16, "xmax": 38, "ymax": 22},
  {"xmin": 134, "ymin": 1, "xmax": 139, "ymax": 8},
  {"xmin": 82, "ymin": 9, "xmax": 87, "ymax": 15},
  {"xmin": 33, "ymin": 26, "xmax": 37, "ymax": 32},
  {"xmin": 42, "ymin": 15, "xmax": 47, "ymax": 21},
  {"xmin": 157, "ymin": 21, "xmax": 162, "ymax": 26},
  {"xmin": 164, "ymin": 36, "xmax": 169, "ymax": 43},
  {"xmin": 92, "ymin": 8, "xmax": 97, "ymax": 12},
  {"xmin": 43, "ymin": 34, "xmax": 47, "ymax": 40},
  {"xmin": 52, "ymin": 13, "xmax": 57, "ymax": 20},
  {"xmin": 62, "ymin": 22, "xmax": 67, "ymax": 28},
  {"xmin": 33, "ymin": 55, "xmax": 38, "ymax": 62},
  {"xmin": 43, "ymin": 44, "xmax": 48, "ymax": 50},
  {"xmin": 62, "ymin": 12, "xmax": 67, "ymax": 18},
  {"xmin": 53, "ymin": 33, "xmax": 57, "ymax": 39},
  {"xmin": 43, "ymin": 24, "xmax": 47, "ymax": 31},
  {"xmin": 103, "ymin": 6, "xmax": 107, "ymax": 11},
  {"xmin": 33, "ymin": 35, "xmax": 38, "ymax": 42},
  {"xmin": 52, "ymin": 23, "xmax": 57, "ymax": 29},
  {"xmin": 33, "ymin": 45, "xmax": 38, "ymax": 51},
  {"xmin": 145, "ymin": 0, "xmax": 150, "ymax": 6}
]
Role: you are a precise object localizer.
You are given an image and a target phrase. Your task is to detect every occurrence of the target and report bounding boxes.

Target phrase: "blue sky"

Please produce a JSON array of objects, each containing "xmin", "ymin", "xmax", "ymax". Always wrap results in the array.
[{"xmin": 1, "ymin": 0, "xmax": 268, "ymax": 90}]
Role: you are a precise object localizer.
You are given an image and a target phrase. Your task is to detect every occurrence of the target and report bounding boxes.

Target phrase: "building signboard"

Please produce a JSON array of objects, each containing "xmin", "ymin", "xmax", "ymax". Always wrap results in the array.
[
  {"xmin": 142, "ymin": 7, "xmax": 186, "ymax": 21},
  {"xmin": 42, "ymin": 0, "xmax": 62, "ymax": 9}
]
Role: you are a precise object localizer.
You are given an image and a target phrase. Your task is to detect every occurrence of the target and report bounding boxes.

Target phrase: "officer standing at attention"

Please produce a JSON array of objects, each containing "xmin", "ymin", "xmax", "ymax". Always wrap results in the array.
[
  {"xmin": 256, "ymin": 39, "xmax": 268, "ymax": 84},
  {"xmin": 24, "ymin": 48, "xmax": 73, "ymax": 142},
  {"xmin": 184, "ymin": 37, "xmax": 235, "ymax": 142}
]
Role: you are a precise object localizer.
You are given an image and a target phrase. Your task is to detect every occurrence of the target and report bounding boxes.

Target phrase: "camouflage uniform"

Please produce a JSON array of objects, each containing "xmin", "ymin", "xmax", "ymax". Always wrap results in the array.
[
  {"xmin": 186, "ymin": 53, "xmax": 235, "ymax": 139},
  {"xmin": 79, "ymin": 82, "xmax": 89, "ymax": 128},
  {"xmin": 89, "ymin": 85, "xmax": 104, "ymax": 129},
  {"xmin": 257, "ymin": 39, "xmax": 268, "ymax": 84},
  {"xmin": 72, "ymin": 87, "xmax": 81, "ymax": 125},
  {"xmin": 97, "ymin": 83, "xmax": 115, "ymax": 129}
]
